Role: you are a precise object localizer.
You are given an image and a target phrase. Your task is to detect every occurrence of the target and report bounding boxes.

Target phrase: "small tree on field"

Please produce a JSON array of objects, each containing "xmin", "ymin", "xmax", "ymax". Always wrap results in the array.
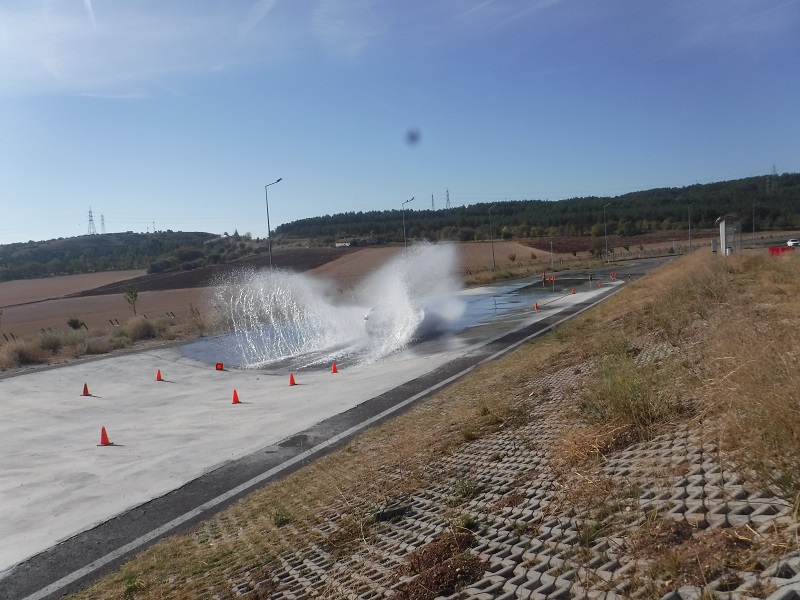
[
  {"xmin": 507, "ymin": 253, "xmax": 516, "ymax": 263},
  {"xmin": 123, "ymin": 283, "xmax": 139, "ymax": 315},
  {"xmin": 67, "ymin": 316, "xmax": 85, "ymax": 330}
]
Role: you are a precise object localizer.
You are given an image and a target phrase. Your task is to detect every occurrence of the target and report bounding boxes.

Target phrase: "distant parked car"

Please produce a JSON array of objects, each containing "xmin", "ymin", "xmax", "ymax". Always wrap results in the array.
[{"xmin": 788, "ymin": 239, "xmax": 800, "ymax": 247}]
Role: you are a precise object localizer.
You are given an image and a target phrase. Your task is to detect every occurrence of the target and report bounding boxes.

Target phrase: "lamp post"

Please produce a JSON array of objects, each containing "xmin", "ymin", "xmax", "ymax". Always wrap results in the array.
[
  {"xmin": 488, "ymin": 205, "xmax": 496, "ymax": 270},
  {"xmin": 265, "ymin": 178, "xmax": 282, "ymax": 268},
  {"xmin": 603, "ymin": 203, "xmax": 610, "ymax": 264},
  {"xmin": 752, "ymin": 202, "xmax": 761, "ymax": 247},
  {"xmin": 402, "ymin": 197, "xmax": 414, "ymax": 249},
  {"xmin": 688, "ymin": 203, "xmax": 694, "ymax": 250}
]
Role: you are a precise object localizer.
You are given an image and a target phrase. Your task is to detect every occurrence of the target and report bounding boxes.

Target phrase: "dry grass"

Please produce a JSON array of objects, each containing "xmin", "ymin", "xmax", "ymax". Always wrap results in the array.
[
  {"xmin": 702, "ymin": 254, "xmax": 800, "ymax": 500},
  {"xmin": 63, "ymin": 250, "xmax": 800, "ymax": 598},
  {"xmin": 462, "ymin": 257, "xmax": 603, "ymax": 286},
  {"xmin": 0, "ymin": 312, "xmax": 217, "ymax": 372}
]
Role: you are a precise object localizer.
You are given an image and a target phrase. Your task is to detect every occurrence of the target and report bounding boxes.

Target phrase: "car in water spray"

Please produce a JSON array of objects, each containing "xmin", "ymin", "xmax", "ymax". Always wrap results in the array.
[{"xmin": 363, "ymin": 294, "xmax": 462, "ymax": 341}]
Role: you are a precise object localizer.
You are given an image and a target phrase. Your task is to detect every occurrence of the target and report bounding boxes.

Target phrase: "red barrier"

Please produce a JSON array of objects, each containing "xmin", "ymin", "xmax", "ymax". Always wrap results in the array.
[{"xmin": 769, "ymin": 246, "xmax": 795, "ymax": 256}]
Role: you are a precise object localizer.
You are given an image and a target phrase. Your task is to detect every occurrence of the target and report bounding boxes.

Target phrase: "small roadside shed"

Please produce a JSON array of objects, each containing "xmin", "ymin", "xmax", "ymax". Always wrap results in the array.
[{"xmin": 714, "ymin": 214, "xmax": 742, "ymax": 255}]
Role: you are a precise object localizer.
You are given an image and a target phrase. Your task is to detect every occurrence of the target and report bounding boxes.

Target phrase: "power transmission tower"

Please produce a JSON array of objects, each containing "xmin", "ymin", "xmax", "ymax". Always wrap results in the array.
[
  {"xmin": 446, "ymin": 188, "xmax": 450, "ymax": 209},
  {"xmin": 431, "ymin": 194, "xmax": 434, "ymax": 210},
  {"xmin": 87, "ymin": 208, "xmax": 97, "ymax": 235},
  {"xmin": 100, "ymin": 214, "xmax": 106, "ymax": 234}
]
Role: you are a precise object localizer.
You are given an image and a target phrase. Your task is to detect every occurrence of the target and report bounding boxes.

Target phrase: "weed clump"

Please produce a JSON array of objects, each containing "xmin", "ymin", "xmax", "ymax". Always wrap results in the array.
[
  {"xmin": 270, "ymin": 505, "xmax": 292, "ymax": 527},
  {"xmin": 122, "ymin": 317, "xmax": 156, "ymax": 341},
  {"xmin": 37, "ymin": 332, "xmax": 63, "ymax": 354},
  {"xmin": 578, "ymin": 354, "xmax": 679, "ymax": 436}
]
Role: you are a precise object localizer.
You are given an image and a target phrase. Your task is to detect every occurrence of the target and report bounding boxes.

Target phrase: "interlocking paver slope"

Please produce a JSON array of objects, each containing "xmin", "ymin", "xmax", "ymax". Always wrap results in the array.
[{"xmin": 230, "ymin": 351, "xmax": 800, "ymax": 600}]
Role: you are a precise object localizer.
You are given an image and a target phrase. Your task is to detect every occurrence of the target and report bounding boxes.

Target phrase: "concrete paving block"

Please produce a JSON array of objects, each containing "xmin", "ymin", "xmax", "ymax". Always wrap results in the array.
[{"xmin": 767, "ymin": 583, "xmax": 800, "ymax": 600}]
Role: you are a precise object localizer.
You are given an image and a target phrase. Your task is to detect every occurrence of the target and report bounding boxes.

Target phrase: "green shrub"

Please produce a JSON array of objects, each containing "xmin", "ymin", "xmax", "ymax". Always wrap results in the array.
[
  {"xmin": 37, "ymin": 332, "xmax": 63, "ymax": 354},
  {"xmin": 67, "ymin": 316, "xmax": 85, "ymax": 330},
  {"xmin": 271, "ymin": 504, "xmax": 293, "ymax": 527}
]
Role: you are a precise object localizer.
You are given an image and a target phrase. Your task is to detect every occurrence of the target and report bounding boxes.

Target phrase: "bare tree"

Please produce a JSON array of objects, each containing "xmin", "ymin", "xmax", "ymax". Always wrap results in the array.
[{"xmin": 123, "ymin": 283, "xmax": 139, "ymax": 315}]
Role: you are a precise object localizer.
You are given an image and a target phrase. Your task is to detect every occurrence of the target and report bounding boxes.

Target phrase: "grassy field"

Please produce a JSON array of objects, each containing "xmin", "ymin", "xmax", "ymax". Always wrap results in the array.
[{"xmin": 51, "ymin": 249, "xmax": 800, "ymax": 597}]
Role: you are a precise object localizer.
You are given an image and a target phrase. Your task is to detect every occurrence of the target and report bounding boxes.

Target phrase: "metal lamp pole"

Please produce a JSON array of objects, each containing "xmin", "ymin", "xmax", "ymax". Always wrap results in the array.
[
  {"xmin": 488, "ymin": 205, "xmax": 496, "ymax": 270},
  {"xmin": 603, "ymin": 203, "xmax": 610, "ymax": 264},
  {"xmin": 752, "ymin": 202, "xmax": 760, "ymax": 247},
  {"xmin": 265, "ymin": 178, "xmax": 282, "ymax": 268},
  {"xmin": 402, "ymin": 197, "xmax": 414, "ymax": 249},
  {"xmin": 688, "ymin": 203, "xmax": 694, "ymax": 250}
]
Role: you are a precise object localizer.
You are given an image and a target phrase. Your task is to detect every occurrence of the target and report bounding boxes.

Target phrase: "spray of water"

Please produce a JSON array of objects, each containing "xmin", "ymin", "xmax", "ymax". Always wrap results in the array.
[
  {"xmin": 215, "ymin": 243, "xmax": 464, "ymax": 368},
  {"xmin": 357, "ymin": 243, "xmax": 465, "ymax": 358}
]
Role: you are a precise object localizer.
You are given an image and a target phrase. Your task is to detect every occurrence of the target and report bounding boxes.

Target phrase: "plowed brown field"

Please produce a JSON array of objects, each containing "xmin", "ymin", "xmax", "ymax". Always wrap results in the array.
[{"xmin": 0, "ymin": 230, "xmax": 747, "ymax": 341}]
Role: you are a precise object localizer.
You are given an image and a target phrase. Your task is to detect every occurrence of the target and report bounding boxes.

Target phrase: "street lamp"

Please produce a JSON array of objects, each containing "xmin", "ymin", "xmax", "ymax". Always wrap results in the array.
[
  {"xmin": 265, "ymin": 177, "xmax": 282, "ymax": 268},
  {"xmin": 488, "ymin": 205, "xmax": 496, "ymax": 270},
  {"xmin": 402, "ymin": 196, "xmax": 414, "ymax": 249},
  {"xmin": 688, "ymin": 203, "xmax": 695, "ymax": 250},
  {"xmin": 752, "ymin": 202, "xmax": 761, "ymax": 247},
  {"xmin": 603, "ymin": 203, "xmax": 610, "ymax": 264}
]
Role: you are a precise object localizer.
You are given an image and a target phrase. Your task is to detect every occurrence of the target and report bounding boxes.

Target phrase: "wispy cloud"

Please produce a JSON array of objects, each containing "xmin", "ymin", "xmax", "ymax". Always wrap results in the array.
[
  {"xmin": 83, "ymin": 0, "xmax": 96, "ymax": 30},
  {"xmin": 0, "ymin": 2, "xmax": 258, "ymax": 96},
  {"xmin": 312, "ymin": 0, "xmax": 389, "ymax": 61},
  {"xmin": 456, "ymin": 0, "xmax": 496, "ymax": 20},
  {"xmin": 669, "ymin": 0, "xmax": 800, "ymax": 52},
  {"xmin": 239, "ymin": 0, "xmax": 279, "ymax": 39},
  {"xmin": 451, "ymin": 0, "xmax": 567, "ymax": 34}
]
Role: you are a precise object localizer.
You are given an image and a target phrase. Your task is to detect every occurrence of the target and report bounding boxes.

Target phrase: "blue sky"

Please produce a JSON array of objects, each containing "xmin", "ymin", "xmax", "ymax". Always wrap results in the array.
[{"xmin": 1, "ymin": 0, "xmax": 798, "ymax": 245}]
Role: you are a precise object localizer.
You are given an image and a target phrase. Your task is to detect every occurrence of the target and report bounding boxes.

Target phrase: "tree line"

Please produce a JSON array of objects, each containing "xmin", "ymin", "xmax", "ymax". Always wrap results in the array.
[
  {"xmin": 2, "ymin": 173, "xmax": 798, "ymax": 283},
  {"xmin": 0, "ymin": 231, "xmax": 264, "ymax": 282},
  {"xmin": 274, "ymin": 173, "xmax": 800, "ymax": 243}
]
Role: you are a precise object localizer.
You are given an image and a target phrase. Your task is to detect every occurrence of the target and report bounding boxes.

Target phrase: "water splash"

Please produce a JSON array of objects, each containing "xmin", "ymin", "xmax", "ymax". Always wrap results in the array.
[
  {"xmin": 357, "ymin": 243, "xmax": 465, "ymax": 358},
  {"xmin": 215, "ymin": 243, "xmax": 464, "ymax": 368}
]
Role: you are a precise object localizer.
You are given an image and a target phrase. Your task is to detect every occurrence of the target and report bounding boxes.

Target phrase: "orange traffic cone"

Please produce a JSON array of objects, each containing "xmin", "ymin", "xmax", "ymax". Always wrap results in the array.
[
  {"xmin": 82, "ymin": 383, "xmax": 90, "ymax": 397},
  {"xmin": 98, "ymin": 426, "xmax": 112, "ymax": 446},
  {"xmin": 534, "ymin": 302, "xmax": 539, "ymax": 312},
  {"xmin": 232, "ymin": 389, "xmax": 240, "ymax": 404},
  {"xmin": 289, "ymin": 373, "xmax": 297, "ymax": 386},
  {"xmin": 572, "ymin": 289, "xmax": 576, "ymax": 294},
  {"xmin": 331, "ymin": 361, "xmax": 338, "ymax": 374},
  {"xmin": 156, "ymin": 369, "xmax": 163, "ymax": 382}
]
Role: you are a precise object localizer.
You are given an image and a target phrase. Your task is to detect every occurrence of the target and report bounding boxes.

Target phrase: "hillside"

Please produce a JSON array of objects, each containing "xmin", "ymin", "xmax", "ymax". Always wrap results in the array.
[
  {"xmin": 2, "ymin": 173, "xmax": 799, "ymax": 285},
  {"xmin": 0, "ymin": 230, "xmax": 280, "ymax": 283},
  {"xmin": 275, "ymin": 172, "xmax": 800, "ymax": 244}
]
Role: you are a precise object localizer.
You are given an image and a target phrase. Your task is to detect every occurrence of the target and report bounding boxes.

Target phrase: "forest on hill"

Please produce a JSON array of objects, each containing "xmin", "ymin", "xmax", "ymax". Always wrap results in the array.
[
  {"xmin": 0, "ymin": 231, "xmax": 264, "ymax": 282},
  {"xmin": 274, "ymin": 173, "xmax": 800, "ymax": 244},
  {"xmin": 1, "ymin": 173, "xmax": 798, "ymax": 282}
]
